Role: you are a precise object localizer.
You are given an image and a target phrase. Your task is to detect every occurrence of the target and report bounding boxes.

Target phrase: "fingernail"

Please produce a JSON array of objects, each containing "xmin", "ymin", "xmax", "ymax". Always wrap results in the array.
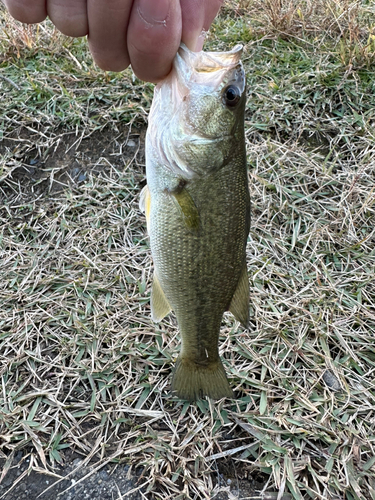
[{"xmin": 138, "ymin": 0, "xmax": 171, "ymax": 25}]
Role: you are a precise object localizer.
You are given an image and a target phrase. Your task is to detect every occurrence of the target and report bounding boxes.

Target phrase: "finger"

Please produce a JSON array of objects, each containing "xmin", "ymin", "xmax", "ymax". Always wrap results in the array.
[
  {"xmin": 47, "ymin": 0, "xmax": 88, "ymax": 37},
  {"xmin": 87, "ymin": 0, "xmax": 132, "ymax": 72},
  {"xmin": 180, "ymin": 0, "xmax": 223, "ymax": 51},
  {"xmin": 3, "ymin": 0, "xmax": 47, "ymax": 24},
  {"xmin": 127, "ymin": 0, "xmax": 181, "ymax": 83}
]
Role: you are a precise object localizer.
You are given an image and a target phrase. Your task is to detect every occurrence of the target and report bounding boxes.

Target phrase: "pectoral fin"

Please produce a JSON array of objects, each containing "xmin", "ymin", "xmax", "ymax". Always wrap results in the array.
[
  {"xmin": 170, "ymin": 186, "xmax": 200, "ymax": 232},
  {"xmin": 229, "ymin": 263, "xmax": 250, "ymax": 328},
  {"xmin": 151, "ymin": 274, "xmax": 172, "ymax": 322}
]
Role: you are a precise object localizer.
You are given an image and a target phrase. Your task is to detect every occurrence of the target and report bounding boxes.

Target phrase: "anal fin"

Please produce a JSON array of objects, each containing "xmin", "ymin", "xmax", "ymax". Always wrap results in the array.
[
  {"xmin": 228, "ymin": 262, "xmax": 250, "ymax": 328},
  {"xmin": 151, "ymin": 274, "xmax": 172, "ymax": 322}
]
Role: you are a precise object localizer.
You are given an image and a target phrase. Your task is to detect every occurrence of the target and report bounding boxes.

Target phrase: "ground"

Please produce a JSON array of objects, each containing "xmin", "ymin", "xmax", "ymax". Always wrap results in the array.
[
  {"xmin": 0, "ymin": 448, "xmax": 144, "ymax": 500},
  {"xmin": 0, "ymin": 448, "xmax": 270, "ymax": 500}
]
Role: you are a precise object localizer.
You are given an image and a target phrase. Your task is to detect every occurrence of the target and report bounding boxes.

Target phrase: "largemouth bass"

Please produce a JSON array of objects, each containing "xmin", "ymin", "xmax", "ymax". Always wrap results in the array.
[{"xmin": 140, "ymin": 44, "xmax": 250, "ymax": 401}]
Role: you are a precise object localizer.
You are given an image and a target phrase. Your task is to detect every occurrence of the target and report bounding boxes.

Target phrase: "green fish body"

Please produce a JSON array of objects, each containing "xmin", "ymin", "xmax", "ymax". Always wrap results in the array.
[{"xmin": 141, "ymin": 44, "xmax": 250, "ymax": 401}]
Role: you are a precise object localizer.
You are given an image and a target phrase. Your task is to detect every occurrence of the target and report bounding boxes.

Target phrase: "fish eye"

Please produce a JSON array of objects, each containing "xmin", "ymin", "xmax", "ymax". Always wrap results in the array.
[{"xmin": 223, "ymin": 85, "xmax": 241, "ymax": 107}]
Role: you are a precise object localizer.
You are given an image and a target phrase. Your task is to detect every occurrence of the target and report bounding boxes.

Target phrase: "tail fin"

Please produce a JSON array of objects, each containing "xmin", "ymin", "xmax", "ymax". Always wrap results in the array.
[{"xmin": 171, "ymin": 356, "xmax": 234, "ymax": 401}]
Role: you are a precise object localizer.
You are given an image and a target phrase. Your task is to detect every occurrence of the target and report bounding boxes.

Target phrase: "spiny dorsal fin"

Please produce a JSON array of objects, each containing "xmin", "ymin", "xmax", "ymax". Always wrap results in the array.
[
  {"xmin": 228, "ymin": 262, "xmax": 250, "ymax": 328},
  {"xmin": 151, "ymin": 273, "xmax": 172, "ymax": 322}
]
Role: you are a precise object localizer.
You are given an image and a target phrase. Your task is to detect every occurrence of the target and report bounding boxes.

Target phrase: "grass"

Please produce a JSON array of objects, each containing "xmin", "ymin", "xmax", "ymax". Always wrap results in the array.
[{"xmin": 1, "ymin": 0, "xmax": 375, "ymax": 498}]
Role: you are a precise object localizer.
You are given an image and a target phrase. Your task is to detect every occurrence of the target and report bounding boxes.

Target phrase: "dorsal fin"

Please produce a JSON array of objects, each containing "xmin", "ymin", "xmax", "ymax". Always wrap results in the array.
[{"xmin": 228, "ymin": 262, "xmax": 249, "ymax": 328}]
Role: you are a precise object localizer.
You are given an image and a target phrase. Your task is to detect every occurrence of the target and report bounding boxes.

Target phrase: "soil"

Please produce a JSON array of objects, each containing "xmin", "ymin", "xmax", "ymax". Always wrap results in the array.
[
  {"xmin": 0, "ymin": 450, "xmax": 144, "ymax": 500},
  {"xmin": 0, "ymin": 448, "xmax": 272, "ymax": 500},
  {"xmin": 0, "ymin": 123, "xmax": 146, "ymax": 203}
]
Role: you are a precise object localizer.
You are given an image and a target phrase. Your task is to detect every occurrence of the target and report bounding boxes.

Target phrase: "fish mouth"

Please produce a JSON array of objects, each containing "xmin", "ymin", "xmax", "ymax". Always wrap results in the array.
[
  {"xmin": 173, "ymin": 44, "xmax": 246, "ymax": 94},
  {"xmin": 177, "ymin": 43, "xmax": 243, "ymax": 72}
]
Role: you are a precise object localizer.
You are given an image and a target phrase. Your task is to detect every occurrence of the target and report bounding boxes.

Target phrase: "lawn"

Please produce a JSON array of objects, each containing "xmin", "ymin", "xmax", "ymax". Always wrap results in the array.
[{"xmin": 1, "ymin": 1, "xmax": 375, "ymax": 498}]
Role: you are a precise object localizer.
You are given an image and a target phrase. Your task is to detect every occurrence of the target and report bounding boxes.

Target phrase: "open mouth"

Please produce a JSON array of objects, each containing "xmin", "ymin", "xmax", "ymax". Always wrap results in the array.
[{"xmin": 174, "ymin": 44, "xmax": 245, "ymax": 92}]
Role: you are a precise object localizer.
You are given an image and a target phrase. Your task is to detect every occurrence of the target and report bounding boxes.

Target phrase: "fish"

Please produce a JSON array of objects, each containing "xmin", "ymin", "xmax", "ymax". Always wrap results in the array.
[{"xmin": 140, "ymin": 44, "xmax": 250, "ymax": 401}]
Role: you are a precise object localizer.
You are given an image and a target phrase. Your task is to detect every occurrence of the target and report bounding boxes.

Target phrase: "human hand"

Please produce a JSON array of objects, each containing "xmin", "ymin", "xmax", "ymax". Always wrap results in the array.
[{"xmin": 3, "ymin": 0, "xmax": 223, "ymax": 82}]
